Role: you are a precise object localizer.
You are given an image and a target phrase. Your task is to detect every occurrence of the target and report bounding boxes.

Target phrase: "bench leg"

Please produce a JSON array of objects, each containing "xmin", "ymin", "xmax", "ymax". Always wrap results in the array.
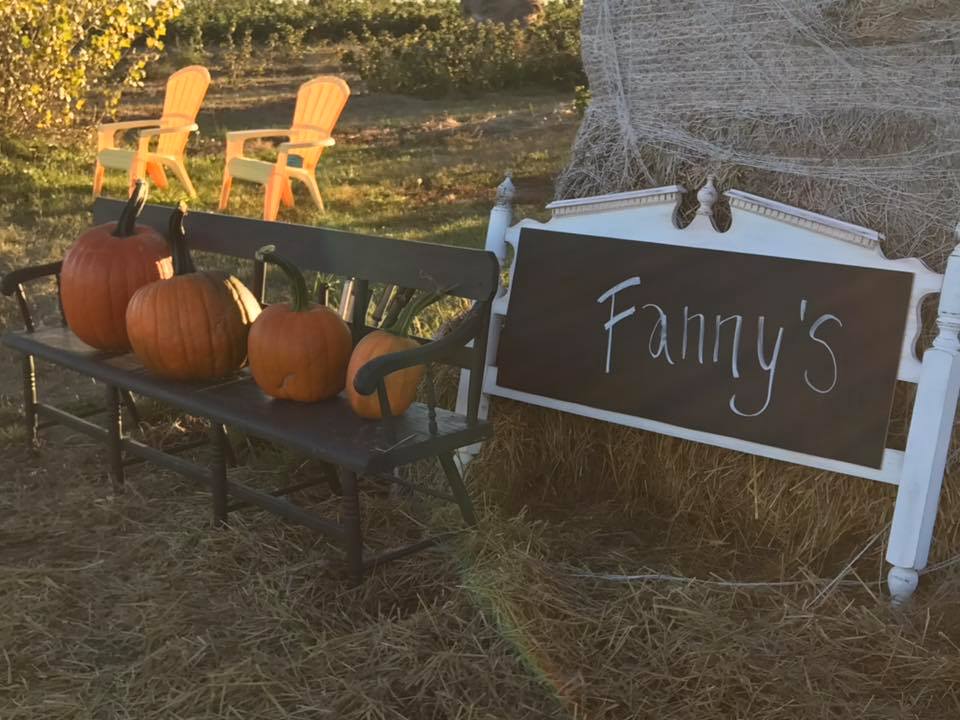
[
  {"xmin": 211, "ymin": 423, "xmax": 229, "ymax": 526},
  {"xmin": 120, "ymin": 390, "xmax": 141, "ymax": 428},
  {"xmin": 439, "ymin": 453, "xmax": 477, "ymax": 526},
  {"xmin": 339, "ymin": 468, "xmax": 364, "ymax": 584},
  {"xmin": 105, "ymin": 385, "xmax": 124, "ymax": 489},
  {"xmin": 22, "ymin": 355, "xmax": 37, "ymax": 449},
  {"xmin": 220, "ymin": 425, "xmax": 238, "ymax": 468}
]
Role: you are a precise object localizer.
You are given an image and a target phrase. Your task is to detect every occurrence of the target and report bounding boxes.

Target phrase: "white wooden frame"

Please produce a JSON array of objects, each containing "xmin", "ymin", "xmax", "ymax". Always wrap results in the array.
[{"xmin": 457, "ymin": 175, "xmax": 960, "ymax": 605}]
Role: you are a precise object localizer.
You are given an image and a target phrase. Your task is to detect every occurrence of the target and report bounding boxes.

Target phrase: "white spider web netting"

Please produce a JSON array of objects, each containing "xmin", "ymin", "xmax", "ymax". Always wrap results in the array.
[{"xmin": 556, "ymin": 0, "xmax": 960, "ymax": 269}]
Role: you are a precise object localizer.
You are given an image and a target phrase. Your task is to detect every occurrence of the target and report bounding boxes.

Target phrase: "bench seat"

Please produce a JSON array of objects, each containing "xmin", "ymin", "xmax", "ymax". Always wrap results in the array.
[{"xmin": 3, "ymin": 327, "xmax": 490, "ymax": 475}]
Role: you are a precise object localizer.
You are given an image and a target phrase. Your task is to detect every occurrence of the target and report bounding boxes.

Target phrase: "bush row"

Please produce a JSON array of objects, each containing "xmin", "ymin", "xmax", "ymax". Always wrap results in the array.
[
  {"xmin": 342, "ymin": 1, "xmax": 584, "ymax": 97},
  {"xmin": 166, "ymin": 0, "xmax": 460, "ymax": 47}
]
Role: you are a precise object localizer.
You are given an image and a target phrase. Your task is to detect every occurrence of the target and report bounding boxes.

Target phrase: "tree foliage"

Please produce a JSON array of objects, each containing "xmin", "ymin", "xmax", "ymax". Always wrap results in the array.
[{"xmin": 0, "ymin": 0, "xmax": 183, "ymax": 131}]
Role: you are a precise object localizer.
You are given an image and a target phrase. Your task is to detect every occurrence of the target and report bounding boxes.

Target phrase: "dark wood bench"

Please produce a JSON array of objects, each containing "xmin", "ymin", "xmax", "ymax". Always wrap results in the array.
[{"xmin": 1, "ymin": 199, "xmax": 499, "ymax": 582}]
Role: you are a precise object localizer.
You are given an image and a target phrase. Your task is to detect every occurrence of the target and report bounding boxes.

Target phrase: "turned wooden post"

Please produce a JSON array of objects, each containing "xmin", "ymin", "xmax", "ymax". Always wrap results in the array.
[
  {"xmin": 455, "ymin": 173, "xmax": 515, "ymax": 463},
  {"xmin": 887, "ymin": 225, "xmax": 960, "ymax": 605}
]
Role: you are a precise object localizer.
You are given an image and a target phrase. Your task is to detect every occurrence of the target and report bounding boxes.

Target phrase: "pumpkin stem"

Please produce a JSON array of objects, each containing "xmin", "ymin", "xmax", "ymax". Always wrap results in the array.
[
  {"xmin": 113, "ymin": 179, "xmax": 148, "ymax": 238},
  {"xmin": 387, "ymin": 290, "xmax": 443, "ymax": 336},
  {"xmin": 255, "ymin": 244, "xmax": 310, "ymax": 312},
  {"xmin": 167, "ymin": 202, "xmax": 196, "ymax": 276}
]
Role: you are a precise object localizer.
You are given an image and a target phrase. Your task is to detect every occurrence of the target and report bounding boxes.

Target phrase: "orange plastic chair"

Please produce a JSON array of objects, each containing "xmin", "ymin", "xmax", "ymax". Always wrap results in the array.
[
  {"xmin": 93, "ymin": 65, "xmax": 211, "ymax": 198},
  {"xmin": 219, "ymin": 76, "xmax": 350, "ymax": 221}
]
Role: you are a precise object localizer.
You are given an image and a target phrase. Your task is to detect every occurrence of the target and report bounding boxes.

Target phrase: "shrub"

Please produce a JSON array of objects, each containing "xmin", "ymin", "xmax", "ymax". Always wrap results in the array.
[
  {"xmin": 343, "ymin": 1, "xmax": 585, "ymax": 97},
  {"xmin": 0, "ymin": 0, "xmax": 183, "ymax": 131}
]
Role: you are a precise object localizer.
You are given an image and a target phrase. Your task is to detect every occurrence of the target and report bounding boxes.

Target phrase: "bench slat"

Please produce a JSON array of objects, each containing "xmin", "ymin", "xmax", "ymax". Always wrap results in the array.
[
  {"xmin": 4, "ymin": 328, "xmax": 490, "ymax": 473},
  {"xmin": 92, "ymin": 199, "xmax": 500, "ymax": 302}
]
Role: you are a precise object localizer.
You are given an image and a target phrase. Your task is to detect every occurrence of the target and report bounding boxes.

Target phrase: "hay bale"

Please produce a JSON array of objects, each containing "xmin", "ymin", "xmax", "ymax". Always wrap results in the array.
[
  {"xmin": 460, "ymin": 0, "xmax": 960, "ymax": 578},
  {"xmin": 559, "ymin": 0, "xmax": 960, "ymax": 268}
]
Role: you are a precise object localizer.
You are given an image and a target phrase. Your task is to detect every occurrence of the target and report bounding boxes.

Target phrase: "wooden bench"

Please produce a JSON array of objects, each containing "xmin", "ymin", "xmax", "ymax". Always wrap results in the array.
[{"xmin": 1, "ymin": 200, "xmax": 499, "ymax": 582}]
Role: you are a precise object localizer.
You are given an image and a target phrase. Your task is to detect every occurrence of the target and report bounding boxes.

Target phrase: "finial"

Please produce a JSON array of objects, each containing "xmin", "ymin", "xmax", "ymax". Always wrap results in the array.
[
  {"xmin": 696, "ymin": 175, "xmax": 718, "ymax": 217},
  {"xmin": 495, "ymin": 172, "xmax": 516, "ymax": 208}
]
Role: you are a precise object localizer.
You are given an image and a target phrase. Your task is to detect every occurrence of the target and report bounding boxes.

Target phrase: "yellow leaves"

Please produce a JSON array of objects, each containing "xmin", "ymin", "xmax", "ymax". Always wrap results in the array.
[{"xmin": 0, "ymin": 0, "xmax": 182, "ymax": 131}]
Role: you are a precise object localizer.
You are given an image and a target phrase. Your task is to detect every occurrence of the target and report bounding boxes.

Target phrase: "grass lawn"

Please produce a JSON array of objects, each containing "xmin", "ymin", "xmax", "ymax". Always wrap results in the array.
[{"xmin": 2, "ymin": 50, "xmax": 960, "ymax": 720}]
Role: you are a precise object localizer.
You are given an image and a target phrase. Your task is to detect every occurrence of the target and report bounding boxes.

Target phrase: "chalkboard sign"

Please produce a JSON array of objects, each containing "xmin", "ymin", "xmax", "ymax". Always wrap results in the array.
[{"xmin": 495, "ymin": 228, "xmax": 915, "ymax": 469}]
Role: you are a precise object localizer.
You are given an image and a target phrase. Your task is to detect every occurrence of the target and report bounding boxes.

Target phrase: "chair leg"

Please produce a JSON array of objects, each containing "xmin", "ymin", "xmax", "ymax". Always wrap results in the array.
[
  {"xmin": 146, "ymin": 161, "xmax": 168, "ymax": 190},
  {"xmin": 263, "ymin": 172, "xmax": 284, "ymax": 221},
  {"xmin": 92, "ymin": 161, "xmax": 105, "ymax": 199},
  {"xmin": 105, "ymin": 385, "xmax": 124, "ymax": 489},
  {"xmin": 128, "ymin": 154, "xmax": 148, "ymax": 196},
  {"xmin": 303, "ymin": 175, "xmax": 325, "ymax": 213},
  {"xmin": 281, "ymin": 177, "xmax": 295, "ymax": 209},
  {"xmin": 211, "ymin": 423, "xmax": 229, "ymax": 526},
  {"xmin": 339, "ymin": 468, "xmax": 364, "ymax": 584},
  {"xmin": 218, "ymin": 171, "xmax": 233, "ymax": 211},
  {"xmin": 439, "ymin": 453, "xmax": 477, "ymax": 526},
  {"xmin": 167, "ymin": 159, "xmax": 198, "ymax": 198},
  {"xmin": 22, "ymin": 355, "xmax": 37, "ymax": 449}
]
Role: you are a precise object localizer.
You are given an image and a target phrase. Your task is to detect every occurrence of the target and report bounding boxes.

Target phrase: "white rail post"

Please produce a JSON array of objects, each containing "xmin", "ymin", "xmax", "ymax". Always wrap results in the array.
[
  {"xmin": 887, "ymin": 226, "xmax": 960, "ymax": 605},
  {"xmin": 455, "ymin": 173, "xmax": 515, "ymax": 464}
]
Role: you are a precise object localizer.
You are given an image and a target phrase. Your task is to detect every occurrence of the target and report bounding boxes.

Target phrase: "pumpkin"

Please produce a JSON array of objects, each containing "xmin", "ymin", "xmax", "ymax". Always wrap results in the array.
[
  {"xmin": 125, "ymin": 203, "xmax": 261, "ymax": 381},
  {"xmin": 60, "ymin": 180, "xmax": 173, "ymax": 351},
  {"xmin": 346, "ymin": 291, "xmax": 441, "ymax": 419},
  {"xmin": 247, "ymin": 245, "xmax": 352, "ymax": 402}
]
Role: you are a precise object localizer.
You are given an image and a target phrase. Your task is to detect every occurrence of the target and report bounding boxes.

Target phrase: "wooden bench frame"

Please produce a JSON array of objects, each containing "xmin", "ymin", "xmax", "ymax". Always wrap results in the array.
[{"xmin": 2, "ymin": 200, "xmax": 499, "ymax": 583}]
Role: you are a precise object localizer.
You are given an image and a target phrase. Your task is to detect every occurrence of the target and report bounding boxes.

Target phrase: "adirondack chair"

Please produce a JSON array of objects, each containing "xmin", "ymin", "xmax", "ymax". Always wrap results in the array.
[
  {"xmin": 93, "ymin": 65, "xmax": 211, "ymax": 198},
  {"xmin": 219, "ymin": 76, "xmax": 350, "ymax": 221}
]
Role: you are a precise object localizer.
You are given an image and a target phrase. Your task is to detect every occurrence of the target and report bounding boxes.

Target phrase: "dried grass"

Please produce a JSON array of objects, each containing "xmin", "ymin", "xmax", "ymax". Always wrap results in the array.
[{"xmin": 3, "ymin": 370, "xmax": 960, "ymax": 717}]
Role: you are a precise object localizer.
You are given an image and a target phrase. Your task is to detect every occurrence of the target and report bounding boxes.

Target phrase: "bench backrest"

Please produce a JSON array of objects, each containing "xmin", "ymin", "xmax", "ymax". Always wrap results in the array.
[
  {"xmin": 93, "ymin": 199, "xmax": 499, "ymax": 302},
  {"xmin": 92, "ymin": 199, "xmax": 499, "ymax": 421}
]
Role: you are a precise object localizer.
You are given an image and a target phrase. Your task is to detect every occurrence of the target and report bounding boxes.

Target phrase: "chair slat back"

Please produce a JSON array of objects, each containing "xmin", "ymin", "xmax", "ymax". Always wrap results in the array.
[
  {"xmin": 289, "ymin": 76, "xmax": 351, "ymax": 169},
  {"xmin": 158, "ymin": 65, "xmax": 211, "ymax": 156}
]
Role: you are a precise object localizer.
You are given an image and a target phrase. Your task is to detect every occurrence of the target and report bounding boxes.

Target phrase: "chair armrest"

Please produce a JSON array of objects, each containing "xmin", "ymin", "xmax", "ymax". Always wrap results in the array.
[
  {"xmin": 225, "ymin": 129, "xmax": 292, "ymax": 142},
  {"xmin": 279, "ymin": 138, "xmax": 335, "ymax": 151},
  {"xmin": 276, "ymin": 139, "xmax": 335, "ymax": 166},
  {"xmin": 137, "ymin": 123, "xmax": 199, "ymax": 152},
  {"xmin": 98, "ymin": 119, "xmax": 162, "ymax": 133},
  {"xmin": 352, "ymin": 310, "xmax": 482, "ymax": 396},
  {"xmin": 225, "ymin": 129, "xmax": 294, "ymax": 163},
  {"xmin": 277, "ymin": 136, "xmax": 336, "ymax": 168},
  {"xmin": 138, "ymin": 123, "xmax": 199, "ymax": 138},
  {"xmin": 97, "ymin": 119, "xmax": 162, "ymax": 151},
  {"xmin": 2, "ymin": 261, "xmax": 63, "ymax": 296}
]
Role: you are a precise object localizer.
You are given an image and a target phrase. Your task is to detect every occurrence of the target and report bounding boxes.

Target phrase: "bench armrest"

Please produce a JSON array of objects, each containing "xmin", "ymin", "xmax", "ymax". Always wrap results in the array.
[
  {"xmin": 2, "ymin": 261, "xmax": 63, "ymax": 297},
  {"xmin": 352, "ymin": 309, "xmax": 482, "ymax": 397},
  {"xmin": 2, "ymin": 261, "xmax": 64, "ymax": 333}
]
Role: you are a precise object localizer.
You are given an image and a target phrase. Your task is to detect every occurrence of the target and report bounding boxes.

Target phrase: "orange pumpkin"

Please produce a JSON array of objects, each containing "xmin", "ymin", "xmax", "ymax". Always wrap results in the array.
[
  {"xmin": 247, "ymin": 245, "xmax": 352, "ymax": 402},
  {"xmin": 60, "ymin": 181, "xmax": 173, "ymax": 351},
  {"xmin": 346, "ymin": 292, "xmax": 440, "ymax": 419},
  {"xmin": 125, "ymin": 204, "xmax": 261, "ymax": 381}
]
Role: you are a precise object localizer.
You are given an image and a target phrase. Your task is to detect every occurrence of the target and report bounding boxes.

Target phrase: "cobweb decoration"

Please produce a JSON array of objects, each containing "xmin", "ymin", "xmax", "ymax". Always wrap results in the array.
[{"xmin": 557, "ymin": 0, "xmax": 960, "ymax": 269}]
